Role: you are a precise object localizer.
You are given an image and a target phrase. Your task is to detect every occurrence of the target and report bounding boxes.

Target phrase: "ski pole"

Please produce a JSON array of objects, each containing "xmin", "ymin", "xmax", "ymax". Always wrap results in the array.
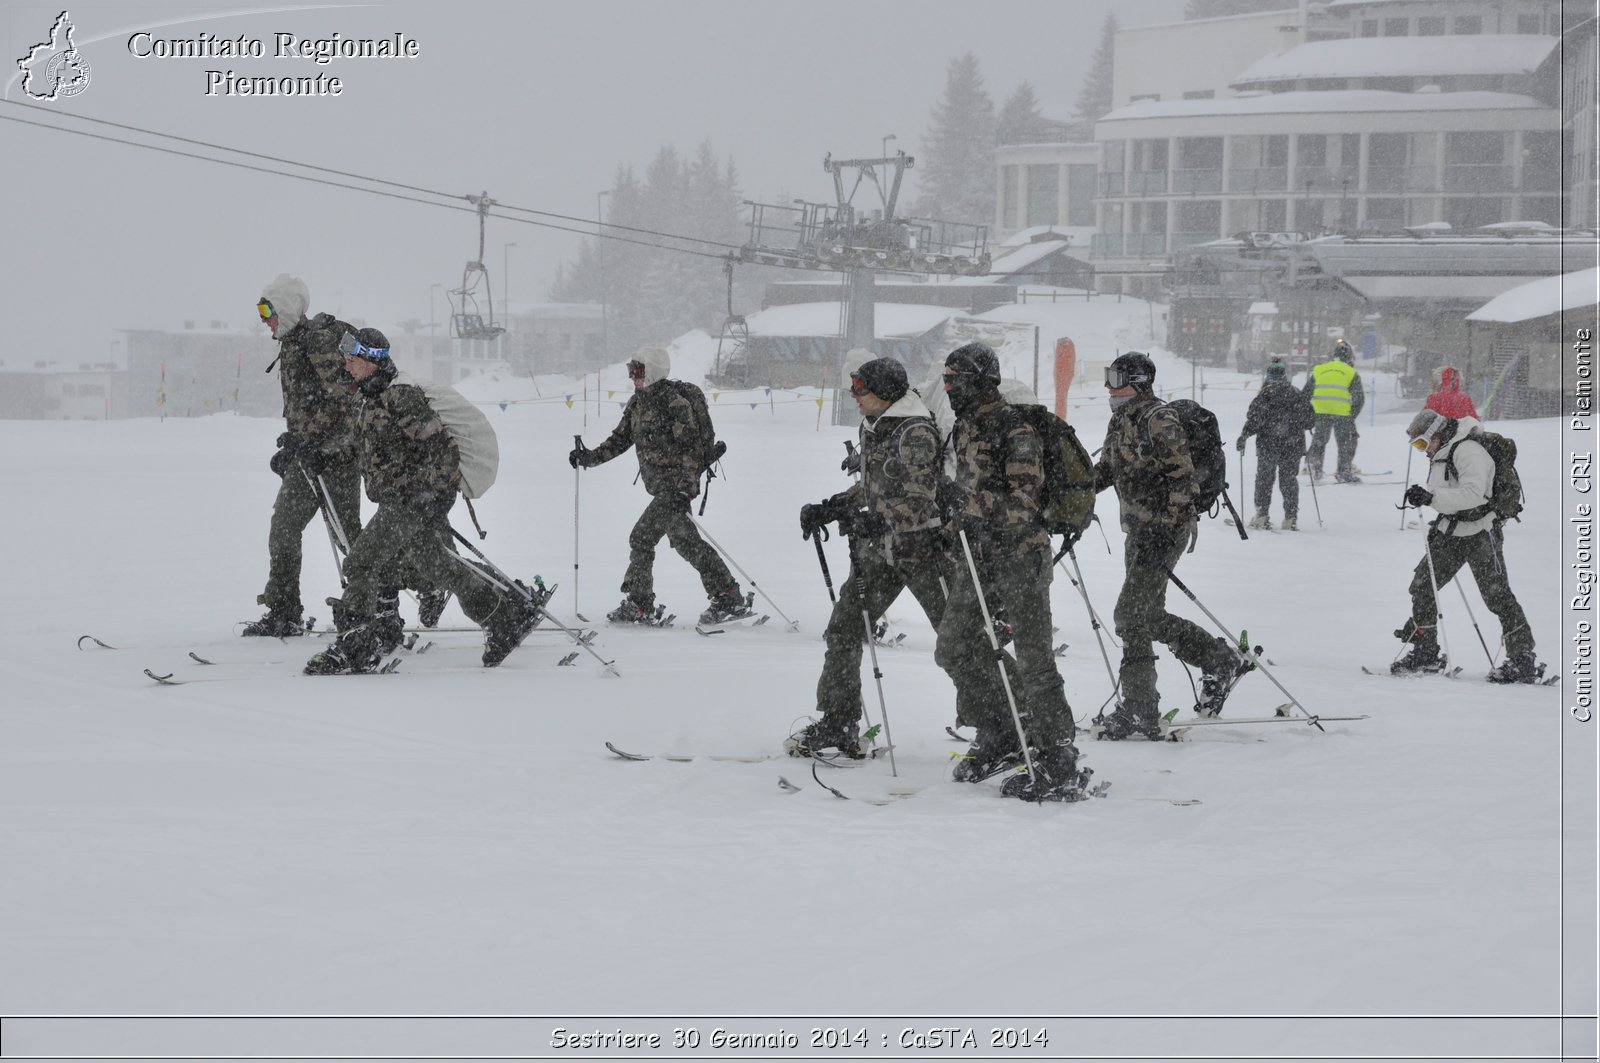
[
  {"xmin": 1238, "ymin": 446, "xmax": 1246, "ymax": 524},
  {"xmin": 448, "ymin": 527, "xmax": 619, "ymax": 675},
  {"xmin": 685, "ymin": 512, "xmax": 799, "ymax": 631},
  {"xmin": 957, "ymin": 528, "xmax": 1038, "ymax": 781},
  {"xmin": 846, "ymin": 534, "xmax": 894, "ymax": 775},
  {"xmin": 572, "ymin": 435, "xmax": 587, "ymax": 621},
  {"xmin": 813, "ymin": 534, "xmax": 836, "ymax": 604},
  {"xmin": 1304, "ymin": 457, "xmax": 1323, "ymax": 527},
  {"xmin": 1453, "ymin": 577, "xmax": 1495, "ymax": 667},
  {"xmin": 1059, "ymin": 549, "xmax": 1119, "ymax": 693},
  {"xmin": 1420, "ymin": 530, "xmax": 1453, "ymax": 668},
  {"xmin": 1398, "ymin": 444, "xmax": 1414, "ymax": 531},
  {"xmin": 1163, "ymin": 567, "xmax": 1321, "ymax": 728},
  {"xmin": 300, "ymin": 467, "xmax": 349, "ymax": 586}
]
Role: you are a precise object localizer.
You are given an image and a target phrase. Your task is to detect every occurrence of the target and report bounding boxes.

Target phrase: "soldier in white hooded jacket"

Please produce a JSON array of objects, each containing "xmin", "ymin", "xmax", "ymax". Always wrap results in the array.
[{"xmin": 1394, "ymin": 410, "xmax": 1540, "ymax": 682}]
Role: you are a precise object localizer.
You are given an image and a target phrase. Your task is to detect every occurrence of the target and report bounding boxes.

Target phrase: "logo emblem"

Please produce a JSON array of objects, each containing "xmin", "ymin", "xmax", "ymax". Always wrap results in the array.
[{"xmin": 17, "ymin": 11, "xmax": 92, "ymax": 101}]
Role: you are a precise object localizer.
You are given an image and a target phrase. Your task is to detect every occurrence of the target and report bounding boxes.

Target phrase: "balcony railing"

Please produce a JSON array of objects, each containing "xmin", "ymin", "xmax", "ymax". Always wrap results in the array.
[
  {"xmin": 1171, "ymin": 230, "xmax": 1223, "ymax": 251},
  {"xmin": 1521, "ymin": 168, "xmax": 1563, "ymax": 192},
  {"xmin": 1097, "ymin": 172, "xmax": 1126, "ymax": 195},
  {"xmin": 1443, "ymin": 163, "xmax": 1516, "ymax": 192},
  {"xmin": 1172, "ymin": 168, "xmax": 1224, "ymax": 194},
  {"xmin": 1367, "ymin": 165, "xmax": 1436, "ymax": 193},
  {"xmin": 1090, "ymin": 233, "xmax": 1169, "ymax": 256},
  {"xmin": 1228, "ymin": 166, "xmax": 1288, "ymax": 193},
  {"xmin": 1293, "ymin": 166, "xmax": 1358, "ymax": 193},
  {"xmin": 1091, "ymin": 233, "xmax": 1124, "ymax": 256}
]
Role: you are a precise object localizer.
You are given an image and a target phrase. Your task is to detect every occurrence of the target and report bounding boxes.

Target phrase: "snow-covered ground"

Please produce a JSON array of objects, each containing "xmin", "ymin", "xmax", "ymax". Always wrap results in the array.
[{"xmin": 1, "ymin": 324, "xmax": 1592, "ymax": 1059}]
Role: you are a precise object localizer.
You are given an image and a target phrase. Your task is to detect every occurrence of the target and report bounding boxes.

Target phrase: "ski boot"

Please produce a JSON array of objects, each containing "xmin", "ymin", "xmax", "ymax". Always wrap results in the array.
[
  {"xmin": 607, "ymin": 595, "xmax": 657, "ymax": 624},
  {"xmin": 784, "ymin": 716, "xmax": 865, "ymax": 760},
  {"xmin": 1195, "ymin": 638, "xmax": 1248, "ymax": 717},
  {"xmin": 1247, "ymin": 510, "xmax": 1271, "ymax": 530},
  {"xmin": 1000, "ymin": 739, "xmax": 1094, "ymax": 802},
  {"xmin": 1281, "ymin": 515, "xmax": 1299, "ymax": 531},
  {"xmin": 241, "ymin": 607, "xmax": 306, "ymax": 638},
  {"xmin": 951, "ymin": 727, "xmax": 1027, "ymax": 782},
  {"xmin": 1335, "ymin": 471, "xmax": 1362, "ymax": 484},
  {"xmin": 1487, "ymin": 651, "xmax": 1544, "ymax": 685},
  {"xmin": 699, "ymin": 587, "xmax": 755, "ymax": 626},
  {"xmin": 417, "ymin": 589, "xmax": 450, "ymax": 629},
  {"xmin": 482, "ymin": 588, "xmax": 540, "ymax": 668},
  {"xmin": 373, "ymin": 592, "xmax": 404, "ymax": 654},
  {"xmin": 1094, "ymin": 700, "xmax": 1162, "ymax": 741},
  {"xmin": 1391, "ymin": 624, "xmax": 1447, "ymax": 675},
  {"xmin": 304, "ymin": 622, "xmax": 383, "ymax": 675}
]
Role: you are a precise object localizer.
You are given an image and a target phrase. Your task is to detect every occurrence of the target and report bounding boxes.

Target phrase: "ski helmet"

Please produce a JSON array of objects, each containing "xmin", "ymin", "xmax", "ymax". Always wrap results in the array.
[
  {"xmin": 851, "ymin": 357, "xmax": 908, "ymax": 403},
  {"xmin": 1105, "ymin": 351, "xmax": 1156, "ymax": 392},
  {"xmin": 944, "ymin": 342, "xmax": 1001, "ymax": 385}
]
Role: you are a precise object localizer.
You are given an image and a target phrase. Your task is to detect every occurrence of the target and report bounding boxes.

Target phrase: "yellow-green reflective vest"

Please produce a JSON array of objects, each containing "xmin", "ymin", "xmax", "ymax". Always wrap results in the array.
[{"xmin": 1310, "ymin": 360, "xmax": 1355, "ymax": 416}]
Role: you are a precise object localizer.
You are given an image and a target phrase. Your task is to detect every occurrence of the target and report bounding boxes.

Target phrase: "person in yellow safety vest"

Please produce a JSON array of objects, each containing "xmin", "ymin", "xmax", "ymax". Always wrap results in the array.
[{"xmin": 1301, "ymin": 340, "xmax": 1365, "ymax": 483}]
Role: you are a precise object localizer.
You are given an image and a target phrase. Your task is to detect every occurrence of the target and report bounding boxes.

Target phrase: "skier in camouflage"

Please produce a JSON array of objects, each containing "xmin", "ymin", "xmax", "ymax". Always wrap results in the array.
[
  {"xmin": 935, "ymin": 343, "xmax": 1086, "ymax": 801},
  {"xmin": 304, "ymin": 330, "xmax": 540, "ymax": 674},
  {"xmin": 244, "ymin": 274, "xmax": 362, "ymax": 636},
  {"xmin": 1094, "ymin": 352, "xmax": 1240, "ymax": 739},
  {"xmin": 788, "ymin": 356, "xmax": 980, "ymax": 758},
  {"xmin": 570, "ymin": 345, "xmax": 743, "ymax": 627}
]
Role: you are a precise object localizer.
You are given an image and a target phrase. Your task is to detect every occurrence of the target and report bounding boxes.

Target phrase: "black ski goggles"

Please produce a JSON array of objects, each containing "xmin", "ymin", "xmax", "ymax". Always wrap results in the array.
[
  {"xmin": 1104, "ymin": 366, "xmax": 1148, "ymax": 389},
  {"xmin": 338, "ymin": 332, "xmax": 390, "ymax": 361}
]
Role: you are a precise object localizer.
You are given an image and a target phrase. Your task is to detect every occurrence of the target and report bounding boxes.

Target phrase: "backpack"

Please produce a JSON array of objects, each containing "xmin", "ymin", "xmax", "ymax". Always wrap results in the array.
[
  {"xmin": 1446, "ymin": 429, "xmax": 1523, "ymax": 523},
  {"xmin": 670, "ymin": 380, "xmax": 720, "ymax": 469},
  {"xmin": 396, "ymin": 373, "xmax": 500, "ymax": 499},
  {"xmin": 1003, "ymin": 404, "xmax": 1098, "ymax": 547},
  {"xmin": 1145, "ymin": 398, "xmax": 1229, "ymax": 515}
]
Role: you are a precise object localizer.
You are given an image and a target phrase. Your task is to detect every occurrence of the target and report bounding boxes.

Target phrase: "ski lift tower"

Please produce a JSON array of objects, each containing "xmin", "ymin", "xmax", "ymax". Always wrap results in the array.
[{"xmin": 739, "ymin": 151, "xmax": 990, "ymax": 419}]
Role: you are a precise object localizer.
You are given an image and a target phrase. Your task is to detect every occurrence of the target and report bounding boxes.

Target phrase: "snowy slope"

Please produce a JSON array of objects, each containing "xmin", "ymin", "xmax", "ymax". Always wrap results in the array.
[{"xmin": 0, "ymin": 350, "xmax": 1588, "ymax": 1058}]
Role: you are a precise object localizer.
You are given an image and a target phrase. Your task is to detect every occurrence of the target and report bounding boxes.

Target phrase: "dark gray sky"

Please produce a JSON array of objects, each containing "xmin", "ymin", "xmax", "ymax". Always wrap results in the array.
[{"xmin": 2, "ymin": 0, "xmax": 1186, "ymax": 366}]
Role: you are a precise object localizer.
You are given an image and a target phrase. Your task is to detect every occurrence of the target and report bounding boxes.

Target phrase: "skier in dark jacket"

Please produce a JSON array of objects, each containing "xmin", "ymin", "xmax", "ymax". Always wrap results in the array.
[
  {"xmin": 304, "ymin": 329, "xmax": 541, "ymax": 674},
  {"xmin": 1237, "ymin": 358, "xmax": 1315, "ymax": 530},
  {"xmin": 570, "ymin": 345, "xmax": 744, "ymax": 627},
  {"xmin": 244, "ymin": 274, "xmax": 362, "ymax": 637}
]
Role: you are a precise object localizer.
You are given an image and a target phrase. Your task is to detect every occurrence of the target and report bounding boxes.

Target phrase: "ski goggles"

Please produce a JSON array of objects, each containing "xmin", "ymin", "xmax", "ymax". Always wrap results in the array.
[
  {"xmin": 848, "ymin": 375, "xmax": 871, "ymax": 397},
  {"xmin": 257, "ymin": 299, "xmax": 274, "ymax": 321},
  {"xmin": 1104, "ymin": 365, "xmax": 1149, "ymax": 389},
  {"xmin": 338, "ymin": 332, "xmax": 390, "ymax": 361}
]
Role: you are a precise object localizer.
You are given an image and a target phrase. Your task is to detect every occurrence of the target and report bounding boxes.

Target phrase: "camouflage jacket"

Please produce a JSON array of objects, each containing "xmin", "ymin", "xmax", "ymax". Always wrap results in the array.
[
  {"xmin": 276, "ymin": 312, "xmax": 358, "ymax": 461},
  {"xmin": 355, "ymin": 370, "xmax": 461, "ymax": 514},
  {"xmin": 825, "ymin": 394, "xmax": 945, "ymax": 563},
  {"xmin": 587, "ymin": 379, "xmax": 717, "ymax": 499},
  {"xmin": 950, "ymin": 395, "xmax": 1049, "ymax": 554},
  {"xmin": 1094, "ymin": 392, "xmax": 1195, "ymax": 532}
]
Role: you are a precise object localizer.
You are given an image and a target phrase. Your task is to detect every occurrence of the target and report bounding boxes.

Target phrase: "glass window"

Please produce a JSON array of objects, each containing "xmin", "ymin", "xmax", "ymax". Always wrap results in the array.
[
  {"xmin": 1383, "ymin": 17, "xmax": 1409, "ymax": 35},
  {"xmin": 1444, "ymin": 197, "xmax": 1504, "ymax": 229},
  {"xmin": 1360, "ymin": 19, "xmax": 1379, "ymax": 37},
  {"xmin": 1260, "ymin": 199, "xmax": 1286, "ymax": 231},
  {"xmin": 1454, "ymin": 15, "xmax": 1482, "ymax": 34},
  {"xmin": 1515, "ymin": 14, "xmax": 1540, "ymax": 34},
  {"xmin": 1295, "ymin": 134, "xmax": 1326, "ymax": 167},
  {"xmin": 1066, "ymin": 164, "xmax": 1096, "ymax": 226},
  {"xmin": 1026, "ymin": 165, "xmax": 1060, "ymax": 228},
  {"xmin": 1000, "ymin": 164, "xmax": 1018, "ymax": 229},
  {"xmin": 1417, "ymin": 17, "xmax": 1446, "ymax": 35},
  {"xmin": 1182, "ymin": 89, "xmax": 1215, "ymax": 99}
]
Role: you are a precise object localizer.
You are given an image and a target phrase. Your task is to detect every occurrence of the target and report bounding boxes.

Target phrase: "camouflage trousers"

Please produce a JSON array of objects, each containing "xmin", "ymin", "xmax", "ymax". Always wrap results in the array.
[
  {"xmin": 1409, "ymin": 526, "xmax": 1533, "ymax": 657},
  {"xmin": 1308, "ymin": 415, "xmax": 1358, "ymax": 478},
  {"xmin": 334, "ymin": 503, "xmax": 509, "ymax": 628},
  {"xmin": 1253, "ymin": 440, "xmax": 1303, "ymax": 518},
  {"xmin": 935, "ymin": 538, "xmax": 1073, "ymax": 747},
  {"xmin": 622, "ymin": 493, "xmax": 735, "ymax": 602},
  {"xmin": 1113, "ymin": 524, "xmax": 1230, "ymax": 709},
  {"xmin": 813, "ymin": 538, "xmax": 982, "ymax": 730},
  {"xmin": 261, "ymin": 457, "xmax": 361, "ymax": 617}
]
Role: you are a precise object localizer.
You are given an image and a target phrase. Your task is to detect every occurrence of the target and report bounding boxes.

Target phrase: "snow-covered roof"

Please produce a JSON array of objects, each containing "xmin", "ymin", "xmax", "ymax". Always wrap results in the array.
[
  {"xmin": 989, "ymin": 240, "xmax": 1071, "ymax": 276},
  {"xmin": 1232, "ymin": 35, "xmax": 1559, "ymax": 87},
  {"xmin": 998, "ymin": 225, "xmax": 1095, "ymax": 249},
  {"xmin": 1340, "ymin": 274, "xmax": 1544, "ymax": 304},
  {"xmin": 1247, "ymin": 302, "xmax": 1279, "ymax": 316},
  {"xmin": 1100, "ymin": 89, "xmax": 1547, "ymax": 124},
  {"xmin": 739, "ymin": 302, "xmax": 955, "ymax": 338},
  {"xmin": 1466, "ymin": 268, "xmax": 1600, "ymax": 323}
]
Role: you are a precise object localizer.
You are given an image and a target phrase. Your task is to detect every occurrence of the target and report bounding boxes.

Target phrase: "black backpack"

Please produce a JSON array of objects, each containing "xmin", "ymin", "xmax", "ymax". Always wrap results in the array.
[
  {"xmin": 669, "ymin": 380, "xmax": 721, "ymax": 470},
  {"xmin": 1445, "ymin": 429, "xmax": 1523, "ymax": 523},
  {"xmin": 1145, "ymin": 398, "xmax": 1229, "ymax": 515},
  {"xmin": 1003, "ymin": 404, "xmax": 1098, "ymax": 547}
]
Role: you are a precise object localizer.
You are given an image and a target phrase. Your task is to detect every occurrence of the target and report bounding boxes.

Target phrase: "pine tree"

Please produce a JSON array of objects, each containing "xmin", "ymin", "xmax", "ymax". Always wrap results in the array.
[
  {"xmin": 1185, "ymin": 0, "xmax": 1291, "ymax": 18},
  {"xmin": 1071, "ymin": 15, "xmax": 1117, "ymax": 138},
  {"xmin": 997, "ymin": 81, "xmax": 1046, "ymax": 146},
  {"xmin": 914, "ymin": 52, "xmax": 996, "ymax": 225}
]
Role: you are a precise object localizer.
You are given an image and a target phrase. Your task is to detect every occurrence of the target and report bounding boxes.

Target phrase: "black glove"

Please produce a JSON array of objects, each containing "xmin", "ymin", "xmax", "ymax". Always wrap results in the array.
[
  {"xmin": 841, "ymin": 442, "xmax": 861, "ymax": 476},
  {"xmin": 800, "ymin": 502, "xmax": 830, "ymax": 541},
  {"xmin": 1404, "ymin": 485, "xmax": 1433, "ymax": 508},
  {"xmin": 851, "ymin": 510, "xmax": 889, "ymax": 539},
  {"xmin": 275, "ymin": 431, "xmax": 303, "ymax": 455},
  {"xmin": 1235, "ymin": 436, "xmax": 1247, "ymax": 454},
  {"xmin": 298, "ymin": 447, "xmax": 330, "ymax": 477},
  {"xmin": 568, "ymin": 446, "xmax": 592, "ymax": 469},
  {"xmin": 708, "ymin": 440, "xmax": 727, "ymax": 466},
  {"xmin": 269, "ymin": 447, "xmax": 292, "ymax": 477}
]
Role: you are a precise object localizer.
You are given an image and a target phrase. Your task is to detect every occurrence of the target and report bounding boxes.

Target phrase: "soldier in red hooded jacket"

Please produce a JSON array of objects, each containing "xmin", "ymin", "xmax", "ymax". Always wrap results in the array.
[{"xmin": 1424, "ymin": 365, "xmax": 1480, "ymax": 421}]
